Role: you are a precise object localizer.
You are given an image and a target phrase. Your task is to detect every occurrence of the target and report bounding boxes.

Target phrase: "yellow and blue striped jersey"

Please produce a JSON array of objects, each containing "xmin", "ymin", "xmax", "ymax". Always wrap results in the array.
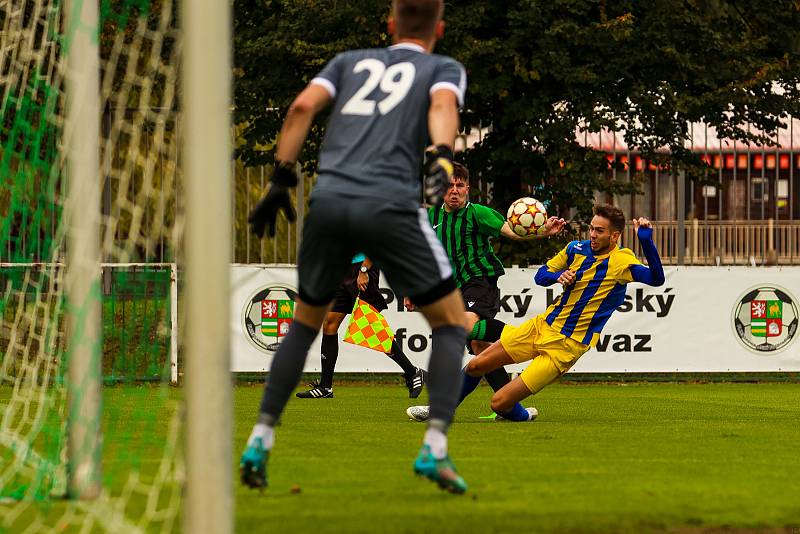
[{"xmin": 537, "ymin": 240, "xmax": 642, "ymax": 347}]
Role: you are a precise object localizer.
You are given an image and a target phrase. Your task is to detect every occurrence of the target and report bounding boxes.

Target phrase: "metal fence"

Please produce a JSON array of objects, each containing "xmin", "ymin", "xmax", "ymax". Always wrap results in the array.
[
  {"xmin": 586, "ymin": 120, "xmax": 800, "ymax": 224},
  {"xmin": 4, "ymin": 118, "xmax": 800, "ymax": 266},
  {"xmin": 610, "ymin": 220, "xmax": 800, "ymax": 266}
]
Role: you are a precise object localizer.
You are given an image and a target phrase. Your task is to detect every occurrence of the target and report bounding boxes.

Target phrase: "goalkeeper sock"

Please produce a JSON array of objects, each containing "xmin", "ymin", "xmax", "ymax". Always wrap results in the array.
[
  {"xmin": 247, "ymin": 423, "xmax": 274, "ymax": 450},
  {"xmin": 259, "ymin": 321, "xmax": 318, "ymax": 420},
  {"xmin": 457, "ymin": 367, "xmax": 481, "ymax": 405},
  {"xmin": 319, "ymin": 334, "xmax": 338, "ymax": 389},
  {"xmin": 427, "ymin": 325, "xmax": 467, "ymax": 427},
  {"xmin": 484, "ymin": 367, "xmax": 511, "ymax": 392},
  {"xmin": 423, "ymin": 426, "xmax": 448, "ymax": 460},
  {"xmin": 498, "ymin": 403, "xmax": 530, "ymax": 422},
  {"xmin": 385, "ymin": 340, "xmax": 417, "ymax": 377},
  {"xmin": 469, "ymin": 318, "xmax": 505, "ymax": 342}
]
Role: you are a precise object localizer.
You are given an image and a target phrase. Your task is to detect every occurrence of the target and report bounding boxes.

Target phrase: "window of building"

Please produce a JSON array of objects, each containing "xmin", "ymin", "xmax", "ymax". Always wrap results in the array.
[
  {"xmin": 777, "ymin": 179, "xmax": 789, "ymax": 198},
  {"xmin": 751, "ymin": 178, "xmax": 768, "ymax": 203}
]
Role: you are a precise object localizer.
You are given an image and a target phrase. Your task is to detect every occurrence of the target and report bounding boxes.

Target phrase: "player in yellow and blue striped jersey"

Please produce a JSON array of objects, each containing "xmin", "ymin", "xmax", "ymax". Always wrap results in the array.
[{"xmin": 457, "ymin": 203, "xmax": 665, "ymax": 421}]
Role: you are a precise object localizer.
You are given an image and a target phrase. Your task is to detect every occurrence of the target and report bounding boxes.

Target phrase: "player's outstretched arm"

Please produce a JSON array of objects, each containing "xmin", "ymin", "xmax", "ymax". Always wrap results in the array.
[
  {"xmin": 248, "ymin": 84, "xmax": 332, "ymax": 238},
  {"xmin": 629, "ymin": 217, "xmax": 665, "ymax": 287},
  {"xmin": 539, "ymin": 216, "xmax": 567, "ymax": 237},
  {"xmin": 500, "ymin": 216, "xmax": 566, "ymax": 240}
]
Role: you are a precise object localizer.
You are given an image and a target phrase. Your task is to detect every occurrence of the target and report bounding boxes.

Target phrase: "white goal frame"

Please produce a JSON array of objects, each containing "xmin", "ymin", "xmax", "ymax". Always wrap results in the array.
[
  {"xmin": 64, "ymin": 0, "xmax": 102, "ymax": 501},
  {"xmin": 57, "ymin": 0, "xmax": 232, "ymax": 528},
  {"xmin": 182, "ymin": 1, "xmax": 233, "ymax": 532}
]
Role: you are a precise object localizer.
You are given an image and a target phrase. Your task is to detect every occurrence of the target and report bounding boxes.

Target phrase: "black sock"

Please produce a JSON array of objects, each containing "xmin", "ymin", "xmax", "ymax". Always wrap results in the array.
[
  {"xmin": 319, "ymin": 333, "xmax": 338, "ymax": 389},
  {"xmin": 427, "ymin": 325, "xmax": 467, "ymax": 428},
  {"xmin": 469, "ymin": 318, "xmax": 506, "ymax": 342},
  {"xmin": 484, "ymin": 367, "xmax": 511, "ymax": 392},
  {"xmin": 386, "ymin": 339, "xmax": 417, "ymax": 377},
  {"xmin": 259, "ymin": 322, "xmax": 319, "ymax": 421}
]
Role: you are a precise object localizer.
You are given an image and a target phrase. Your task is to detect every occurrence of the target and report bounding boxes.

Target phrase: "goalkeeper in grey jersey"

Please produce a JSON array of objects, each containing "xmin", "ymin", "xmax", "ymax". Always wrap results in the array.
[{"xmin": 241, "ymin": 0, "xmax": 471, "ymax": 494}]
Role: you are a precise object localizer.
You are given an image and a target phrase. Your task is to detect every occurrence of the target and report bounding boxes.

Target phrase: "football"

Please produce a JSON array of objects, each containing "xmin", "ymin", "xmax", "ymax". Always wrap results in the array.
[{"xmin": 506, "ymin": 197, "xmax": 548, "ymax": 237}]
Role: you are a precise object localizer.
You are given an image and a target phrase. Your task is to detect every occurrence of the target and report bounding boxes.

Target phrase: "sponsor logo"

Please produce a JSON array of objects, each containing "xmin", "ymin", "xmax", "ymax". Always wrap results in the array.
[
  {"xmin": 732, "ymin": 285, "xmax": 798, "ymax": 354},
  {"xmin": 242, "ymin": 284, "xmax": 297, "ymax": 353},
  {"xmin": 467, "ymin": 301, "xmax": 475, "ymax": 307}
]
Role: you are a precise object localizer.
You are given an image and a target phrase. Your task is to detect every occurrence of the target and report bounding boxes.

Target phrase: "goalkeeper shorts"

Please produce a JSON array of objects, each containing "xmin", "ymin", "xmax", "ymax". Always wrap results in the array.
[{"xmin": 298, "ymin": 189, "xmax": 454, "ymax": 306}]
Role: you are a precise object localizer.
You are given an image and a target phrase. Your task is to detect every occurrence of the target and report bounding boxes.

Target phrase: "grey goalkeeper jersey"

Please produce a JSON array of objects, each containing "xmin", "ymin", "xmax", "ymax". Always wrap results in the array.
[{"xmin": 310, "ymin": 43, "xmax": 466, "ymax": 205}]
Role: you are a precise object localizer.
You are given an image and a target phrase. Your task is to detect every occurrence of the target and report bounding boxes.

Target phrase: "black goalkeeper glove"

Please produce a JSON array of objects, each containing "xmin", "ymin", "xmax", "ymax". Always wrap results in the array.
[
  {"xmin": 248, "ymin": 162, "xmax": 298, "ymax": 238},
  {"xmin": 423, "ymin": 144, "xmax": 454, "ymax": 205}
]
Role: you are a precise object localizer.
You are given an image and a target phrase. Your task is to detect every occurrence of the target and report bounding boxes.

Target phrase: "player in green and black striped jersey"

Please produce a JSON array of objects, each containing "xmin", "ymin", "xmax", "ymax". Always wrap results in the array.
[
  {"xmin": 428, "ymin": 191, "xmax": 506, "ymax": 286},
  {"xmin": 405, "ymin": 162, "xmax": 566, "ymax": 422}
]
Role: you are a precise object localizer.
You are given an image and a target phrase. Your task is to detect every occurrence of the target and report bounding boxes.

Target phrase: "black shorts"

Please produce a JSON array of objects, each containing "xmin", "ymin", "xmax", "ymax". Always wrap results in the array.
[
  {"xmin": 330, "ymin": 263, "xmax": 387, "ymax": 314},
  {"xmin": 460, "ymin": 276, "xmax": 501, "ymax": 319},
  {"xmin": 297, "ymin": 189, "xmax": 456, "ymax": 307}
]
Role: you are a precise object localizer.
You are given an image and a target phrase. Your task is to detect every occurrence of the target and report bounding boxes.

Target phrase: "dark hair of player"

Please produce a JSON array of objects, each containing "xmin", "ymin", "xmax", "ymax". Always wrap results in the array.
[
  {"xmin": 392, "ymin": 0, "xmax": 443, "ymax": 39},
  {"xmin": 593, "ymin": 203, "xmax": 626, "ymax": 232},
  {"xmin": 452, "ymin": 161, "xmax": 469, "ymax": 183}
]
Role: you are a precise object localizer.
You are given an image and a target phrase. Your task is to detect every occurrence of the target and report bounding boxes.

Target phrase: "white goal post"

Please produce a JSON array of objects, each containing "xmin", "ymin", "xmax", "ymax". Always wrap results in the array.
[
  {"xmin": 2, "ymin": 0, "xmax": 231, "ymax": 530},
  {"xmin": 64, "ymin": 0, "xmax": 102, "ymax": 501},
  {"xmin": 182, "ymin": 0, "xmax": 234, "ymax": 533}
]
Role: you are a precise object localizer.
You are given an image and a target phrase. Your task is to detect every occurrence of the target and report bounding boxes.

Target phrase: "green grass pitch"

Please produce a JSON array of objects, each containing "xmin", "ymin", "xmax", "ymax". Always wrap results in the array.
[
  {"xmin": 235, "ymin": 382, "xmax": 800, "ymax": 533},
  {"xmin": 2, "ymin": 382, "xmax": 799, "ymax": 532}
]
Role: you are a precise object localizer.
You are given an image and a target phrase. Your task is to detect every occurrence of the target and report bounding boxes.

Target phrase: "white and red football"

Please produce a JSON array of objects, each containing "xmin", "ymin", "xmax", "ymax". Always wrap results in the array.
[{"xmin": 506, "ymin": 197, "xmax": 548, "ymax": 237}]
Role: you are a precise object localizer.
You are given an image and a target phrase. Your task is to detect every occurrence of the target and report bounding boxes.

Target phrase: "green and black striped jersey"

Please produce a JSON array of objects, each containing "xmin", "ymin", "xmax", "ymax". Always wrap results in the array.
[{"xmin": 428, "ymin": 202, "xmax": 505, "ymax": 287}]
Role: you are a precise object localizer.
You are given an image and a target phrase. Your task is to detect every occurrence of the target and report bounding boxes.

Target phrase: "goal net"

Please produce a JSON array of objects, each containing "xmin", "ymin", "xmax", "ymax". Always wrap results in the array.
[{"xmin": 1, "ymin": 1, "xmax": 188, "ymax": 531}]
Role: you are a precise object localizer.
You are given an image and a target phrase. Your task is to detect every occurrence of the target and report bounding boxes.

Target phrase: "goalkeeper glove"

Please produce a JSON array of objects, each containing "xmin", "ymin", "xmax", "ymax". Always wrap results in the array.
[
  {"xmin": 423, "ymin": 144, "xmax": 454, "ymax": 205},
  {"xmin": 248, "ymin": 162, "xmax": 297, "ymax": 238}
]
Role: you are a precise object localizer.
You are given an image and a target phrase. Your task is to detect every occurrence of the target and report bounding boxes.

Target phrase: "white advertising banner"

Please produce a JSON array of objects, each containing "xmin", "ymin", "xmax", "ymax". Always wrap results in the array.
[{"xmin": 230, "ymin": 265, "xmax": 800, "ymax": 373}]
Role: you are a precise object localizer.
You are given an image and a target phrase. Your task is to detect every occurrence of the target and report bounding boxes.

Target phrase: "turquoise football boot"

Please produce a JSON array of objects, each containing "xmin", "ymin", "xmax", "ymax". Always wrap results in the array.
[
  {"xmin": 240, "ymin": 437, "xmax": 269, "ymax": 489},
  {"xmin": 413, "ymin": 444, "xmax": 467, "ymax": 494}
]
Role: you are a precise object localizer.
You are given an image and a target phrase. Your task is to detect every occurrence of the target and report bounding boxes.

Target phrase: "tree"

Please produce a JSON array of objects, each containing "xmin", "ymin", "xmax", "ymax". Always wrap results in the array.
[
  {"xmin": 233, "ymin": 0, "xmax": 800, "ymax": 263},
  {"xmin": 233, "ymin": 0, "xmax": 389, "ymax": 171}
]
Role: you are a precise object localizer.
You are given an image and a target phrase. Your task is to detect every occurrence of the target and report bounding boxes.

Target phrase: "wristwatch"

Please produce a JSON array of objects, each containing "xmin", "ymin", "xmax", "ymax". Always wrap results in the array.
[{"xmin": 359, "ymin": 265, "xmax": 368, "ymax": 273}]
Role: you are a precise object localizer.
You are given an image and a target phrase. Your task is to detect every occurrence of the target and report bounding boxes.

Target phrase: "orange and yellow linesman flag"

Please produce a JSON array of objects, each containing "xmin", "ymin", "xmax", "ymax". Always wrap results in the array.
[{"xmin": 343, "ymin": 298, "xmax": 394, "ymax": 353}]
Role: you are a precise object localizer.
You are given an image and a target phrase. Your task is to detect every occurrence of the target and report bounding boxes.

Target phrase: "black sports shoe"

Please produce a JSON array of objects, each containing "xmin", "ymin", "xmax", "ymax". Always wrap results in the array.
[
  {"xmin": 405, "ymin": 368, "xmax": 426, "ymax": 399},
  {"xmin": 295, "ymin": 380, "xmax": 333, "ymax": 399}
]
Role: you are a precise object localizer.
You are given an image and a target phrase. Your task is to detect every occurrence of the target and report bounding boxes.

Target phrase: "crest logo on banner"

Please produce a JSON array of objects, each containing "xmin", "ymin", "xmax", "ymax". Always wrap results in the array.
[
  {"xmin": 732, "ymin": 285, "xmax": 798, "ymax": 354},
  {"xmin": 242, "ymin": 284, "xmax": 297, "ymax": 353}
]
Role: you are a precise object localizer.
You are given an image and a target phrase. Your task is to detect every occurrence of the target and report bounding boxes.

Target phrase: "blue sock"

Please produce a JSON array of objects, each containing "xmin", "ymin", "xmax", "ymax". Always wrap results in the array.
[
  {"xmin": 457, "ymin": 368, "xmax": 481, "ymax": 405},
  {"xmin": 498, "ymin": 403, "xmax": 529, "ymax": 421}
]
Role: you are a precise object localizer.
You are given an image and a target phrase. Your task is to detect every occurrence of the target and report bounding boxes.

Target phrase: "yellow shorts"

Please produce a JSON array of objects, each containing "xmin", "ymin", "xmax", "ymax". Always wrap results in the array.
[{"xmin": 499, "ymin": 314, "xmax": 589, "ymax": 394}]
